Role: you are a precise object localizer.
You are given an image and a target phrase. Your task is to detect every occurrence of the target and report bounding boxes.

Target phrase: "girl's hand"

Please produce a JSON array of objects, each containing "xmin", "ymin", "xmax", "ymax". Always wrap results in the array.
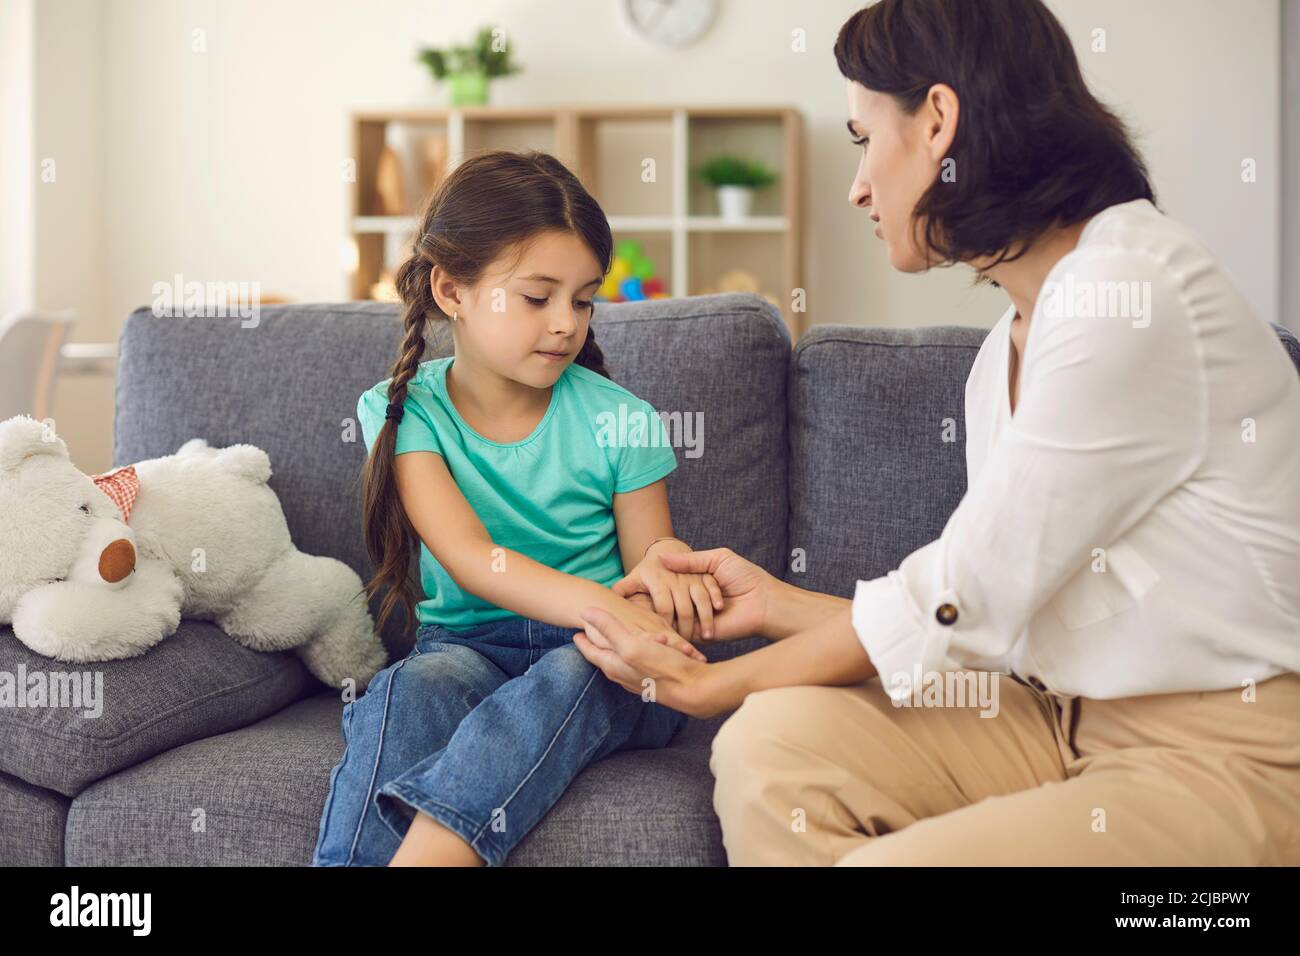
[
  {"xmin": 616, "ymin": 552, "xmax": 723, "ymax": 641},
  {"xmin": 618, "ymin": 547, "xmax": 770, "ymax": 643},
  {"xmin": 613, "ymin": 594, "xmax": 708, "ymax": 663}
]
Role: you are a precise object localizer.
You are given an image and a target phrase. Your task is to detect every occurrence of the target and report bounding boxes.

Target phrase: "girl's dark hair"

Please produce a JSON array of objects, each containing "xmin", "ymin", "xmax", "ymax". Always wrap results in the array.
[
  {"xmin": 361, "ymin": 149, "xmax": 614, "ymax": 638},
  {"xmin": 834, "ymin": 0, "xmax": 1157, "ymax": 272}
]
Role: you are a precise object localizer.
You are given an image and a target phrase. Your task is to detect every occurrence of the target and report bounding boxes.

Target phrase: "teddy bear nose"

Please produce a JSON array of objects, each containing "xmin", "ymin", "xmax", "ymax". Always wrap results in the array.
[{"xmin": 98, "ymin": 538, "xmax": 136, "ymax": 583}]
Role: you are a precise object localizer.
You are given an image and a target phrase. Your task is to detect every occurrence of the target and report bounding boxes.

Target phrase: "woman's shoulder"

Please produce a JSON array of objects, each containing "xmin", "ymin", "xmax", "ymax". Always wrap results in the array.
[
  {"xmin": 1036, "ymin": 199, "xmax": 1223, "ymax": 349},
  {"xmin": 1058, "ymin": 198, "xmax": 1217, "ymax": 295}
]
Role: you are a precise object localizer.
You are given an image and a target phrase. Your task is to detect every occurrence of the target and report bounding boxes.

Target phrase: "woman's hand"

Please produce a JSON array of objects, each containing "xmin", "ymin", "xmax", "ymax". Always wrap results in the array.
[
  {"xmin": 610, "ymin": 593, "xmax": 708, "ymax": 663},
  {"xmin": 615, "ymin": 551, "xmax": 723, "ymax": 641},
  {"xmin": 573, "ymin": 606, "xmax": 727, "ymax": 718},
  {"xmin": 616, "ymin": 547, "xmax": 772, "ymax": 642}
]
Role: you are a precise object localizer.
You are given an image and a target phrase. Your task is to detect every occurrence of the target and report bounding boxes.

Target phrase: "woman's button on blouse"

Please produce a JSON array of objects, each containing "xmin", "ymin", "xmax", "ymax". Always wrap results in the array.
[{"xmin": 934, "ymin": 602, "xmax": 959, "ymax": 626}]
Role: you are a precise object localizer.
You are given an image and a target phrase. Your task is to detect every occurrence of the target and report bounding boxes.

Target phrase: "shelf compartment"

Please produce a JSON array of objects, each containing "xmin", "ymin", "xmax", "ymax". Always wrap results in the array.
[
  {"xmin": 573, "ymin": 116, "xmax": 676, "ymax": 220},
  {"xmin": 686, "ymin": 114, "xmax": 788, "ymax": 219},
  {"xmin": 688, "ymin": 230, "xmax": 785, "ymax": 307}
]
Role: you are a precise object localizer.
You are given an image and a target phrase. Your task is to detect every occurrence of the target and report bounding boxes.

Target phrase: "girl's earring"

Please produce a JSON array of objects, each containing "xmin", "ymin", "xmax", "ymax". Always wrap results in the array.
[{"xmin": 452, "ymin": 311, "xmax": 458, "ymax": 322}]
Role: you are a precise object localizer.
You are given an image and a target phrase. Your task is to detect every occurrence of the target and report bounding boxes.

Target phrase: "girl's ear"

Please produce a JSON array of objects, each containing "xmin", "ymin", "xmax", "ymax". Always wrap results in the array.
[{"xmin": 429, "ymin": 264, "xmax": 462, "ymax": 317}]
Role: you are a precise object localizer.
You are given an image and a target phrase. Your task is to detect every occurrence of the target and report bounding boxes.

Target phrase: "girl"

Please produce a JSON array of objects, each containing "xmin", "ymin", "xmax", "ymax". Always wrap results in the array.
[{"xmin": 312, "ymin": 150, "xmax": 722, "ymax": 868}]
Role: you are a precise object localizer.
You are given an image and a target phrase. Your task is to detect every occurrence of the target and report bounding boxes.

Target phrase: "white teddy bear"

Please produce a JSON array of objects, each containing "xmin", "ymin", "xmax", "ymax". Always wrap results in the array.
[{"xmin": 0, "ymin": 415, "xmax": 387, "ymax": 692}]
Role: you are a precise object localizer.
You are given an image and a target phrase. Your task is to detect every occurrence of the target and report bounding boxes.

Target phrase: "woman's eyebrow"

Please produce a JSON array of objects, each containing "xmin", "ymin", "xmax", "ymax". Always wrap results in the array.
[{"xmin": 516, "ymin": 273, "xmax": 603, "ymax": 289}]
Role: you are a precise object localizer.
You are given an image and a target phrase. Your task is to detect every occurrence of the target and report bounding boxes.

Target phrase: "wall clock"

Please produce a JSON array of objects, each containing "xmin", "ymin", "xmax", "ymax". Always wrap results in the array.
[{"xmin": 620, "ymin": 0, "xmax": 719, "ymax": 49}]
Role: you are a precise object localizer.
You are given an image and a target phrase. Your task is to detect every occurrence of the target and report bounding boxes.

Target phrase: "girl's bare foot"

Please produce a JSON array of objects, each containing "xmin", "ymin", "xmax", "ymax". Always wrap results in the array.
[{"xmin": 387, "ymin": 810, "xmax": 485, "ymax": 867}]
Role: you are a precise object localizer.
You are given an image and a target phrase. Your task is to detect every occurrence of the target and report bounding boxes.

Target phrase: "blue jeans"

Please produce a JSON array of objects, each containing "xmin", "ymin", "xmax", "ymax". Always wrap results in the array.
[{"xmin": 310, "ymin": 615, "xmax": 688, "ymax": 866}]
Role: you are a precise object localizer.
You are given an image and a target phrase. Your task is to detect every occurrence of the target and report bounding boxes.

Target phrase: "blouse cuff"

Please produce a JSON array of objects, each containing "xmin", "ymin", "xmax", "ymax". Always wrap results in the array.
[{"xmin": 851, "ymin": 573, "xmax": 964, "ymax": 702}]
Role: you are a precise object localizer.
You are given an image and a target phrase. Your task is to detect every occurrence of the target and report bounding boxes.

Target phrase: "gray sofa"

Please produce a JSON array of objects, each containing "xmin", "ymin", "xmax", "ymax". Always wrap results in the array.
[{"xmin": 3, "ymin": 292, "xmax": 1297, "ymax": 866}]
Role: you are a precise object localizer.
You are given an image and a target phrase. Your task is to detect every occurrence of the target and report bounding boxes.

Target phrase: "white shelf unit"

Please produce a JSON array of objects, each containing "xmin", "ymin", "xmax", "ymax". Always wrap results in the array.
[{"xmin": 349, "ymin": 105, "xmax": 804, "ymax": 336}]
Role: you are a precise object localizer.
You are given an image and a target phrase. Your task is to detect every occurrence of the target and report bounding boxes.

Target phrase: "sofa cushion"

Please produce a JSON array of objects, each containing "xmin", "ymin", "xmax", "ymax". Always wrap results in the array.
[
  {"xmin": 0, "ymin": 620, "xmax": 313, "ymax": 796},
  {"xmin": 115, "ymin": 292, "xmax": 790, "ymax": 661},
  {"xmin": 0, "ymin": 770, "xmax": 67, "ymax": 866},
  {"xmin": 65, "ymin": 688, "xmax": 732, "ymax": 866},
  {"xmin": 785, "ymin": 325, "xmax": 988, "ymax": 598},
  {"xmin": 66, "ymin": 690, "xmax": 345, "ymax": 865},
  {"xmin": 508, "ymin": 742, "xmax": 725, "ymax": 866}
]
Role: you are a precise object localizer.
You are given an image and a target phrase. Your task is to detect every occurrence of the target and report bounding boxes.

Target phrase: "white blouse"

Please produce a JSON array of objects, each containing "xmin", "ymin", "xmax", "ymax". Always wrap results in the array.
[{"xmin": 852, "ymin": 198, "xmax": 1300, "ymax": 700}]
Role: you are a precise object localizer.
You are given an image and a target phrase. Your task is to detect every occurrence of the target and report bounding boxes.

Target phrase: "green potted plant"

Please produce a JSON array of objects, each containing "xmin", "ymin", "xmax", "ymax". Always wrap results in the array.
[
  {"xmin": 696, "ymin": 155, "xmax": 778, "ymax": 221},
  {"xmin": 417, "ymin": 27, "xmax": 521, "ymax": 106}
]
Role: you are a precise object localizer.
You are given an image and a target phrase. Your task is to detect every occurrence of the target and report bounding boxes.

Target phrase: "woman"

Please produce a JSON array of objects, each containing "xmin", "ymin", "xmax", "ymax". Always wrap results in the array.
[{"xmin": 574, "ymin": 0, "xmax": 1300, "ymax": 865}]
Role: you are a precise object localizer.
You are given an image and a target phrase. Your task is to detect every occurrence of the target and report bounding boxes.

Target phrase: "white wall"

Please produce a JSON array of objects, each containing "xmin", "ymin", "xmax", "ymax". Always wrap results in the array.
[
  {"xmin": 1283, "ymin": 0, "xmax": 1299, "ymax": 332},
  {"xmin": 32, "ymin": 0, "xmax": 108, "ymax": 471},
  {"xmin": 20, "ymin": 0, "xmax": 1285, "ymax": 472},
  {"xmin": 1, "ymin": 0, "xmax": 35, "ymax": 317}
]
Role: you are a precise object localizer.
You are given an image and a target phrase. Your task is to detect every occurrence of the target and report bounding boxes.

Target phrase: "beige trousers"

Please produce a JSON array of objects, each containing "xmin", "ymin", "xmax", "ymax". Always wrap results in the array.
[{"xmin": 709, "ymin": 669, "xmax": 1300, "ymax": 865}]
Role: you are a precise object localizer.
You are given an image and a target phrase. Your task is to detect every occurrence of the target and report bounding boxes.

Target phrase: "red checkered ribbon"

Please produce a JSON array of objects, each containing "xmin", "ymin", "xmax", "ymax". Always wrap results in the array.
[{"xmin": 91, "ymin": 464, "xmax": 140, "ymax": 523}]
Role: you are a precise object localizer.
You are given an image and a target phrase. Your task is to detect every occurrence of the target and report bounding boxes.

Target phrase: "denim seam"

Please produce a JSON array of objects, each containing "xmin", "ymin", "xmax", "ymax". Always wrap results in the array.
[
  {"xmin": 466, "ymin": 666, "xmax": 604, "ymax": 852},
  {"xmin": 343, "ymin": 646, "xmax": 422, "ymax": 866},
  {"xmin": 472, "ymin": 730, "xmax": 613, "ymax": 868}
]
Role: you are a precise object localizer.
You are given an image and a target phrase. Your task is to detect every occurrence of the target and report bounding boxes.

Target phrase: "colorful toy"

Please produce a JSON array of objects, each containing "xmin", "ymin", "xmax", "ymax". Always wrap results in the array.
[{"xmin": 596, "ymin": 239, "xmax": 668, "ymax": 303}]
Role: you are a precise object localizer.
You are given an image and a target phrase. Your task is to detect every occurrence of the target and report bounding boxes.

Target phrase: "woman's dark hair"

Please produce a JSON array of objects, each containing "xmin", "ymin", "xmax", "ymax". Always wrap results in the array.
[
  {"xmin": 361, "ymin": 149, "xmax": 613, "ymax": 638},
  {"xmin": 834, "ymin": 0, "xmax": 1157, "ymax": 272}
]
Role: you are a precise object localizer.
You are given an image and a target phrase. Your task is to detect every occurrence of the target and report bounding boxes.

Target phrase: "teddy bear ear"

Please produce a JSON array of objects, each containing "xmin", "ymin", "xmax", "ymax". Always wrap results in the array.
[
  {"xmin": 0, "ymin": 415, "xmax": 70, "ymax": 473},
  {"xmin": 212, "ymin": 443, "xmax": 272, "ymax": 484}
]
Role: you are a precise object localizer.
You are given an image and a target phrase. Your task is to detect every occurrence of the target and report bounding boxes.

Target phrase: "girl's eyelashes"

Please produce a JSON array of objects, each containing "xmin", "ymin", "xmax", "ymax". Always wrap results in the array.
[{"xmin": 521, "ymin": 295, "xmax": 594, "ymax": 310}]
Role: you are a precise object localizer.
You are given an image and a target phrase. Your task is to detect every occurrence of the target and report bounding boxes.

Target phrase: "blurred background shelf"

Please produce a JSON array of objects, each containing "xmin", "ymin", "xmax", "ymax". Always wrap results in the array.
[{"xmin": 348, "ymin": 104, "xmax": 804, "ymax": 336}]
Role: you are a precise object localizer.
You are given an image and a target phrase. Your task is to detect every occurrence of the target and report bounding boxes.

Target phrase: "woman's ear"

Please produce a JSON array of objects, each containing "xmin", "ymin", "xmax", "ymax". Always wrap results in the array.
[
  {"xmin": 429, "ymin": 264, "xmax": 463, "ymax": 318},
  {"xmin": 923, "ymin": 82, "xmax": 959, "ymax": 162}
]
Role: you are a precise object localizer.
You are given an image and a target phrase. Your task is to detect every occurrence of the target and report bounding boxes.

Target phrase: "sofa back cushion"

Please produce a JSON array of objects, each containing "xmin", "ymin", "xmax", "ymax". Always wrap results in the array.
[
  {"xmin": 114, "ymin": 292, "xmax": 790, "ymax": 657},
  {"xmin": 784, "ymin": 325, "xmax": 988, "ymax": 597}
]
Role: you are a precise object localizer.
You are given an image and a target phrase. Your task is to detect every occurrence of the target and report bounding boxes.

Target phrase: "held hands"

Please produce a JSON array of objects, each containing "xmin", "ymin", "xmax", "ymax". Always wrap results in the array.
[
  {"xmin": 610, "ymin": 594, "xmax": 708, "ymax": 663},
  {"xmin": 573, "ymin": 606, "xmax": 719, "ymax": 719},
  {"xmin": 615, "ymin": 547, "xmax": 770, "ymax": 643},
  {"xmin": 614, "ymin": 549, "xmax": 724, "ymax": 641},
  {"xmin": 579, "ymin": 547, "xmax": 776, "ymax": 715}
]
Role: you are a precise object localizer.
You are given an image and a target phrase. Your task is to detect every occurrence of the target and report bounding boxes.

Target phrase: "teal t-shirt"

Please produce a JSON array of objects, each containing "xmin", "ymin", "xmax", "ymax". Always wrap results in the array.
[{"xmin": 357, "ymin": 357, "xmax": 678, "ymax": 632}]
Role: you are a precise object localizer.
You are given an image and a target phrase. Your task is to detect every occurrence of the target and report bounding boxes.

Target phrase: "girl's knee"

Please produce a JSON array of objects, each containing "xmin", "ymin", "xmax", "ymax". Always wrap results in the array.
[{"xmin": 531, "ymin": 643, "xmax": 600, "ymax": 688}]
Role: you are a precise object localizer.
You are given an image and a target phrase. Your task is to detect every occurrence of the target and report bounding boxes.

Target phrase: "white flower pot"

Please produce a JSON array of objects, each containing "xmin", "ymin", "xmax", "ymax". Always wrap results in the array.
[{"xmin": 716, "ymin": 185, "xmax": 754, "ymax": 221}]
